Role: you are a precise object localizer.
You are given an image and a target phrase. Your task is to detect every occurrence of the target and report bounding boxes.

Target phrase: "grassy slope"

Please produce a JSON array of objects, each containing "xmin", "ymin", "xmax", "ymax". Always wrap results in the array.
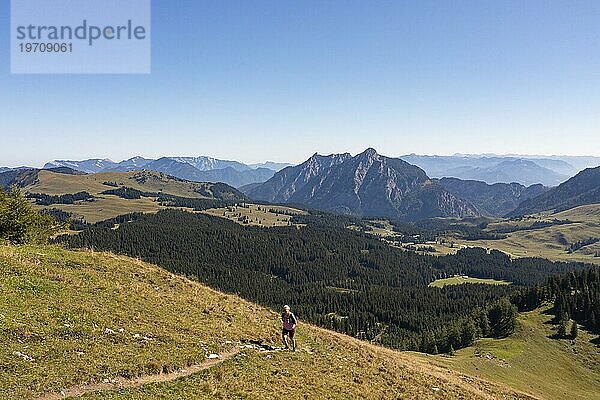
[
  {"xmin": 26, "ymin": 170, "xmax": 211, "ymax": 198},
  {"xmin": 23, "ymin": 170, "xmax": 217, "ymax": 223},
  {"xmin": 452, "ymin": 204, "xmax": 600, "ymax": 264},
  {"xmin": 0, "ymin": 244, "xmax": 533, "ymax": 400},
  {"xmin": 429, "ymin": 276, "xmax": 511, "ymax": 288},
  {"xmin": 433, "ymin": 307, "xmax": 600, "ymax": 400}
]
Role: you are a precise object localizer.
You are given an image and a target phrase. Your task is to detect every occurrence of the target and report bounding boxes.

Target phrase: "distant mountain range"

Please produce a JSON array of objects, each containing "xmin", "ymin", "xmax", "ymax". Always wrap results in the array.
[
  {"xmin": 436, "ymin": 178, "xmax": 547, "ymax": 217},
  {"xmin": 3, "ymin": 153, "xmax": 597, "ymax": 189},
  {"xmin": 246, "ymin": 148, "xmax": 480, "ymax": 221},
  {"xmin": 400, "ymin": 155, "xmax": 575, "ymax": 186},
  {"xmin": 42, "ymin": 156, "xmax": 292, "ymax": 188},
  {"xmin": 3, "ymin": 152, "xmax": 598, "ymax": 221},
  {"xmin": 508, "ymin": 166, "xmax": 600, "ymax": 217}
]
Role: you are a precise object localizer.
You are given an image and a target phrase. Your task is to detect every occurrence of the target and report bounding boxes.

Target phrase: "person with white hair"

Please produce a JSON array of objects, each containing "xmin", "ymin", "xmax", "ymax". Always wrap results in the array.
[{"xmin": 281, "ymin": 305, "xmax": 297, "ymax": 351}]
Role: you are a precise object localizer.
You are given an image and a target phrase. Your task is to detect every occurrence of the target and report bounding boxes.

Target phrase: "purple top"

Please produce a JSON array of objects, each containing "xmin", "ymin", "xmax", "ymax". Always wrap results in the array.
[{"xmin": 282, "ymin": 312, "xmax": 297, "ymax": 330}]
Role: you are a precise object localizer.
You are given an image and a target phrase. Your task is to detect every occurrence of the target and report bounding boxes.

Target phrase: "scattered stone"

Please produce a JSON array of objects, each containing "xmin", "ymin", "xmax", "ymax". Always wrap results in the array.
[
  {"xmin": 104, "ymin": 328, "xmax": 115, "ymax": 335},
  {"xmin": 432, "ymin": 387, "xmax": 441, "ymax": 392},
  {"xmin": 207, "ymin": 353, "xmax": 220, "ymax": 359},
  {"xmin": 118, "ymin": 328, "xmax": 125, "ymax": 333},
  {"xmin": 133, "ymin": 333, "xmax": 142, "ymax": 339},
  {"xmin": 12, "ymin": 351, "xmax": 34, "ymax": 362}
]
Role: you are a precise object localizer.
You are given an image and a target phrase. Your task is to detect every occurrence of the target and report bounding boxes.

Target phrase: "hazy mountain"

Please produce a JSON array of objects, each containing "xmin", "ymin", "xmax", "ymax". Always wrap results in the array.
[
  {"xmin": 523, "ymin": 158, "xmax": 577, "ymax": 177},
  {"xmin": 248, "ymin": 161, "xmax": 292, "ymax": 171},
  {"xmin": 508, "ymin": 166, "xmax": 600, "ymax": 217},
  {"xmin": 437, "ymin": 177, "xmax": 547, "ymax": 217},
  {"xmin": 43, "ymin": 156, "xmax": 278, "ymax": 187},
  {"xmin": 169, "ymin": 156, "xmax": 250, "ymax": 172},
  {"xmin": 238, "ymin": 182, "xmax": 262, "ymax": 194},
  {"xmin": 247, "ymin": 148, "xmax": 479, "ymax": 221},
  {"xmin": 104, "ymin": 156, "xmax": 154, "ymax": 171},
  {"xmin": 454, "ymin": 159, "xmax": 567, "ymax": 186},
  {"xmin": 192, "ymin": 167, "xmax": 275, "ymax": 188},
  {"xmin": 44, "ymin": 159, "xmax": 116, "ymax": 173},
  {"xmin": 552, "ymin": 156, "xmax": 600, "ymax": 171},
  {"xmin": 137, "ymin": 158, "xmax": 206, "ymax": 182},
  {"xmin": 0, "ymin": 167, "xmax": 11, "ymax": 173},
  {"xmin": 400, "ymin": 155, "xmax": 569, "ymax": 186},
  {"xmin": 508, "ymin": 155, "xmax": 600, "ymax": 172}
]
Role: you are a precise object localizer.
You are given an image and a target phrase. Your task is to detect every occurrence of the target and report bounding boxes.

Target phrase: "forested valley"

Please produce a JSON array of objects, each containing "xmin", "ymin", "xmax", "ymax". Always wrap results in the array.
[{"xmin": 57, "ymin": 209, "xmax": 595, "ymax": 353}]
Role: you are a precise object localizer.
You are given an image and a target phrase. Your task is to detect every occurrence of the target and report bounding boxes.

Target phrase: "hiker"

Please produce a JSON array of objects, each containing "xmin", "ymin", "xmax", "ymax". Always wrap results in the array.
[{"xmin": 281, "ymin": 305, "xmax": 297, "ymax": 351}]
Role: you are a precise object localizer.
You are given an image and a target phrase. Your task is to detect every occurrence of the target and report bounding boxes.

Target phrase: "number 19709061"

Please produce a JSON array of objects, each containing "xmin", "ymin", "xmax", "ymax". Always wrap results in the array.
[{"xmin": 19, "ymin": 43, "xmax": 73, "ymax": 53}]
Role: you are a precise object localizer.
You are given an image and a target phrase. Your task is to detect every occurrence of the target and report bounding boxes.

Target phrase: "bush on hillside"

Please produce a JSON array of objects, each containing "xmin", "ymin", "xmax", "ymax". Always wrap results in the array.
[{"xmin": 0, "ymin": 187, "xmax": 61, "ymax": 244}]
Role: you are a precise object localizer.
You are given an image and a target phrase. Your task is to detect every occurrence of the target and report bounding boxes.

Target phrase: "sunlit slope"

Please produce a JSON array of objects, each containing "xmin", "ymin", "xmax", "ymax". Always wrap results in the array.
[
  {"xmin": 434, "ymin": 307, "xmax": 600, "ymax": 400},
  {"xmin": 25, "ymin": 170, "xmax": 211, "ymax": 197},
  {"xmin": 454, "ymin": 204, "xmax": 600, "ymax": 264},
  {"xmin": 0, "ymin": 245, "xmax": 534, "ymax": 399},
  {"xmin": 21, "ymin": 170, "xmax": 243, "ymax": 223}
]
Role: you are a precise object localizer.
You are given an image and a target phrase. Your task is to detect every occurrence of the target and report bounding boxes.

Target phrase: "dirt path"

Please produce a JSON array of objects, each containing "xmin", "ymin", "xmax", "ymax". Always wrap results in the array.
[{"xmin": 36, "ymin": 348, "xmax": 241, "ymax": 400}]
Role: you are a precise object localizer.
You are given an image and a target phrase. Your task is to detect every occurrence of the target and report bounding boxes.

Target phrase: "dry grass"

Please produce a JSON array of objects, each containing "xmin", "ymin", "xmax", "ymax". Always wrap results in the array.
[
  {"xmin": 452, "ymin": 204, "xmax": 600, "ymax": 264},
  {"xmin": 1, "ymin": 244, "xmax": 534, "ymax": 400},
  {"xmin": 429, "ymin": 276, "xmax": 511, "ymax": 288},
  {"xmin": 26, "ymin": 170, "xmax": 209, "ymax": 198},
  {"xmin": 22, "ymin": 170, "xmax": 225, "ymax": 223},
  {"xmin": 46, "ymin": 197, "xmax": 164, "ymax": 224}
]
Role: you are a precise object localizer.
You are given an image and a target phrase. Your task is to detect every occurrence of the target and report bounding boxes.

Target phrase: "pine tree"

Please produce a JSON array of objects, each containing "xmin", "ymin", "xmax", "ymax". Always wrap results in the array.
[
  {"xmin": 558, "ymin": 319, "xmax": 568, "ymax": 338},
  {"xmin": 448, "ymin": 344, "xmax": 455, "ymax": 356},
  {"xmin": 0, "ymin": 187, "xmax": 60, "ymax": 244},
  {"xmin": 570, "ymin": 321, "xmax": 578, "ymax": 339}
]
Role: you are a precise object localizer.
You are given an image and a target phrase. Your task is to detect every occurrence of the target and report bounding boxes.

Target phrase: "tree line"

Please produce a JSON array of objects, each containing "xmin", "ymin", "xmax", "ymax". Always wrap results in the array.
[{"xmin": 27, "ymin": 191, "xmax": 93, "ymax": 205}]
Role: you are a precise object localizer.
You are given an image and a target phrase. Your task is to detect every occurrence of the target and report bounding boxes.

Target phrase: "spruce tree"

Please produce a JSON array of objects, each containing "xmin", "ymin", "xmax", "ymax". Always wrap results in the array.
[
  {"xmin": 558, "ymin": 319, "xmax": 568, "ymax": 338},
  {"xmin": 448, "ymin": 345, "xmax": 455, "ymax": 356},
  {"xmin": 570, "ymin": 321, "xmax": 578, "ymax": 339}
]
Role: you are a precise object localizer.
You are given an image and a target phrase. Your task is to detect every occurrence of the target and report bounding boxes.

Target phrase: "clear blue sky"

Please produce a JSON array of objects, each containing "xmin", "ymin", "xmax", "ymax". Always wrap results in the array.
[{"xmin": 1, "ymin": 0, "xmax": 599, "ymax": 167}]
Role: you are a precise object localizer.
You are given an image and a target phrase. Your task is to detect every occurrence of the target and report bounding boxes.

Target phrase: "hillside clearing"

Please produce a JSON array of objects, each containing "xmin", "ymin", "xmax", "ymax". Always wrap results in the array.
[
  {"xmin": 202, "ymin": 203, "xmax": 306, "ymax": 227},
  {"xmin": 429, "ymin": 276, "xmax": 511, "ymax": 288}
]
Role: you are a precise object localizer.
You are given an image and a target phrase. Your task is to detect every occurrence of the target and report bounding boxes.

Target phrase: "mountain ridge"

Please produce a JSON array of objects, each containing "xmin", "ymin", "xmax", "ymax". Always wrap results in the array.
[
  {"xmin": 400, "ymin": 154, "xmax": 570, "ymax": 186},
  {"xmin": 437, "ymin": 177, "xmax": 547, "ymax": 217},
  {"xmin": 44, "ymin": 156, "xmax": 279, "ymax": 188},
  {"xmin": 247, "ymin": 149, "xmax": 480, "ymax": 221},
  {"xmin": 508, "ymin": 166, "xmax": 600, "ymax": 216}
]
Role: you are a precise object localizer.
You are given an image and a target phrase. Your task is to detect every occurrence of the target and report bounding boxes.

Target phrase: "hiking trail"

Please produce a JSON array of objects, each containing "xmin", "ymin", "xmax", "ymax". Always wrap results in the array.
[{"xmin": 36, "ymin": 348, "xmax": 244, "ymax": 399}]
